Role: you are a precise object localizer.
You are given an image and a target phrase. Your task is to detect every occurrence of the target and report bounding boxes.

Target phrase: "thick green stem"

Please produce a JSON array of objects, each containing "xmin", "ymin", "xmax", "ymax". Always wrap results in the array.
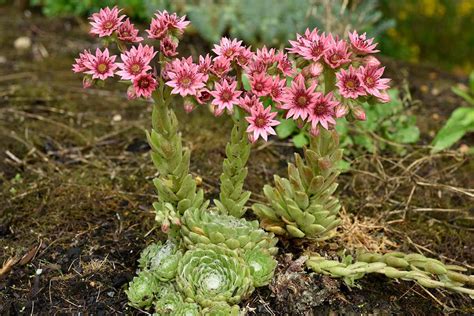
[
  {"xmin": 147, "ymin": 88, "xmax": 205, "ymax": 232},
  {"xmin": 215, "ymin": 108, "xmax": 251, "ymax": 218},
  {"xmin": 323, "ymin": 67, "xmax": 336, "ymax": 94}
]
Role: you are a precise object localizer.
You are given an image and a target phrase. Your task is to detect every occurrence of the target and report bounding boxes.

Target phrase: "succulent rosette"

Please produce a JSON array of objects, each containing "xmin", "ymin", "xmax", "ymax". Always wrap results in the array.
[
  {"xmin": 152, "ymin": 282, "xmax": 187, "ymax": 315},
  {"xmin": 202, "ymin": 302, "xmax": 241, "ymax": 316},
  {"xmin": 176, "ymin": 244, "xmax": 253, "ymax": 307},
  {"xmin": 125, "ymin": 270, "xmax": 162, "ymax": 309},
  {"xmin": 175, "ymin": 302, "xmax": 201, "ymax": 316},
  {"xmin": 244, "ymin": 248, "xmax": 278, "ymax": 287},
  {"xmin": 180, "ymin": 207, "xmax": 278, "ymax": 255},
  {"xmin": 138, "ymin": 239, "xmax": 183, "ymax": 281},
  {"xmin": 252, "ymin": 129, "xmax": 342, "ymax": 239}
]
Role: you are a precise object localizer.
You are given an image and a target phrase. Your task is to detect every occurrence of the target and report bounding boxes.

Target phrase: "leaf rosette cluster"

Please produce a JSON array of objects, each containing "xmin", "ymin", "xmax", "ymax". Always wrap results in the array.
[{"xmin": 180, "ymin": 207, "xmax": 278, "ymax": 255}]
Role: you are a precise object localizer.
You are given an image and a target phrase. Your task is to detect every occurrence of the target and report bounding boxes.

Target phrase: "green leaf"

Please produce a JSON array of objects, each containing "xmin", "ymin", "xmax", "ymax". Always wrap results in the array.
[
  {"xmin": 292, "ymin": 132, "xmax": 309, "ymax": 148},
  {"xmin": 431, "ymin": 107, "xmax": 474, "ymax": 152},
  {"xmin": 451, "ymin": 86, "xmax": 474, "ymax": 106},
  {"xmin": 469, "ymin": 71, "xmax": 474, "ymax": 95},
  {"xmin": 353, "ymin": 134, "xmax": 375, "ymax": 153},
  {"xmin": 336, "ymin": 160, "xmax": 351, "ymax": 173},
  {"xmin": 276, "ymin": 119, "xmax": 297, "ymax": 139},
  {"xmin": 391, "ymin": 125, "xmax": 420, "ymax": 144},
  {"xmin": 241, "ymin": 74, "xmax": 251, "ymax": 91}
]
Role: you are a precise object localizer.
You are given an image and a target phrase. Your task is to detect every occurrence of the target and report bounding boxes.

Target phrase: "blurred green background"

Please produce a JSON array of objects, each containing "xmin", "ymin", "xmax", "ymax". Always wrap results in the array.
[{"xmin": 3, "ymin": 0, "xmax": 474, "ymax": 73}]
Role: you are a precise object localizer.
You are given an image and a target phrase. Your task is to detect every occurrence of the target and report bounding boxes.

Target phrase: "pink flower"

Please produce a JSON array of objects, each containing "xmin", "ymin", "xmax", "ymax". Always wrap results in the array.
[
  {"xmin": 160, "ymin": 36, "xmax": 178, "ymax": 57},
  {"xmin": 147, "ymin": 10, "xmax": 189, "ymax": 39},
  {"xmin": 83, "ymin": 48, "xmax": 117, "ymax": 80},
  {"xmin": 249, "ymin": 72, "xmax": 273, "ymax": 97},
  {"xmin": 255, "ymin": 47, "xmax": 277, "ymax": 67},
  {"xmin": 195, "ymin": 88, "xmax": 212, "ymax": 104},
  {"xmin": 117, "ymin": 18, "xmax": 143, "ymax": 42},
  {"xmin": 280, "ymin": 74, "xmax": 318, "ymax": 120},
  {"xmin": 198, "ymin": 54, "xmax": 212, "ymax": 74},
  {"xmin": 89, "ymin": 6, "xmax": 125, "ymax": 37},
  {"xmin": 336, "ymin": 66, "xmax": 366, "ymax": 99},
  {"xmin": 236, "ymin": 46, "xmax": 254, "ymax": 67},
  {"xmin": 210, "ymin": 79, "xmax": 242, "ymax": 115},
  {"xmin": 72, "ymin": 49, "xmax": 93, "ymax": 73},
  {"xmin": 288, "ymin": 28, "xmax": 320, "ymax": 56},
  {"xmin": 270, "ymin": 77, "xmax": 286, "ymax": 104},
  {"xmin": 245, "ymin": 103, "xmax": 280, "ymax": 142},
  {"xmin": 300, "ymin": 33, "xmax": 328, "ymax": 62},
  {"xmin": 133, "ymin": 73, "xmax": 157, "ymax": 98},
  {"xmin": 323, "ymin": 35, "xmax": 352, "ymax": 69},
  {"xmin": 116, "ymin": 44, "xmax": 156, "ymax": 80},
  {"xmin": 348, "ymin": 31, "xmax": 379, "ymax": 55},
  {"xmin": 213, "ymin": 37, "xmax": 243, "ymax": 60},
  {"xmin": 211, "ymin": 56, "xmax": 231, "ymax": 77},
  {"xmin": 275, "ymin": 51, "xmax": 293, "ymax": 76},
  {"xmin": 238, "ymin": 94, "xmax": 261, "ymax": 113},
  {"xmin": 357, "ymin": 65, "xmax": 390, "ymax": 98},
  {"xmin": 308, "ymin": 92, "xmax": 338, "ymax": 133},
  {"xmin": 244, "ymin": 59, "xmax": 267, "ymax": 76},
  {"xmin": 166, "ymin": 58, "xmax": 208, "ymax": 97}
]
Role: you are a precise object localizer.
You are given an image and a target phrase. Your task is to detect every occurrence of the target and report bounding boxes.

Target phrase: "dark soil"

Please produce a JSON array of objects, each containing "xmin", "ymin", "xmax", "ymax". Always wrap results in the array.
[{"xmin": 0, "ymin": 6, "xmax": 472, "ymax": 316}]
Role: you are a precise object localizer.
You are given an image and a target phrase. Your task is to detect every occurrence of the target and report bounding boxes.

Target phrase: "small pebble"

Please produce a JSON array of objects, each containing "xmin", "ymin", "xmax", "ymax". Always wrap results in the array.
[
  {"xmin": 459, "ymin": 144, "xmax": 469, "ymax": 154},
  {"xmin": 14, "ymin": 37, "xmax": 31, "ymax": 51},
  {"xmin": 420, "ymin": 85, "xmax": 429, "ymax": 93}
]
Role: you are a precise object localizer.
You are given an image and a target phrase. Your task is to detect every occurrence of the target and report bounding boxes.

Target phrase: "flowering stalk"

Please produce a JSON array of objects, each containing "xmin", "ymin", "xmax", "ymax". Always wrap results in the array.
[
  {"xmin": 147, "ymin": 80, "xmax": 206, "ymax": 236},
  {"xmin": 306, "ymin": 252, "xmax": 474, "ymax": 296},
  {"xmin": 215, "ymin": 108, "xmax": 252, "ymax": 217}
]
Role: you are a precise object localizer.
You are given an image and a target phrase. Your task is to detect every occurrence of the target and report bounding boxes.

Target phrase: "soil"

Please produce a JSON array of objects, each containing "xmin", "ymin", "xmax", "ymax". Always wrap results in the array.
[{"xmin": 0, "ymin": 6, "xmax": 473, "ymax": 316}]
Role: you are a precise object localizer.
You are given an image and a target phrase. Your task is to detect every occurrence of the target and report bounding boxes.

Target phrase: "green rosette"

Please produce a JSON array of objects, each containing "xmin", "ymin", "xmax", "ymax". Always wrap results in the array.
[
  {"xmin": 138, "ymin": 240, "xmax": 183, "ymax": 281},
  {"xmin": 180, "ymin": 207, "xmax": 278, "ymax": 255},
  {"xmin": 125, "ymin": 270, "xmax": 162, "ymax": 310},
  {"xmin": 202, "ymin": 302, "xmax": 241, "ymax": 316},
  {"xmin": 252, "ymin": 129, "xmax": 342, "ymax": 239},
  {"xmin": 244, "ymin": 248, "xmax": 277, "ymax": 287},
  {"xmin": 176, "ymin": 244, "xmax": 253, "ymax": 307}
]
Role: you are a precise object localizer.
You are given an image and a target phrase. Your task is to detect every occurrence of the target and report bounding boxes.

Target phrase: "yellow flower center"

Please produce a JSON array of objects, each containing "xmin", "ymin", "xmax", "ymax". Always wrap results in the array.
[
  {"xmin": 131, "ymin": 64, "xmax": 141, "ymax": 74},
  {"xmin": 255, "ymin": 117, "xmax": 266, "ymax": 127},
  {"xmin": 97, "ymin": 63, "xmax": 107, "ymax": 73},
  {"xmin": 297, "ymin": 96, "xmax": 307, "ymax": 106},
  {"xmin": 346, "ymin": 80, "xmax": 355, "ymax": 89}
]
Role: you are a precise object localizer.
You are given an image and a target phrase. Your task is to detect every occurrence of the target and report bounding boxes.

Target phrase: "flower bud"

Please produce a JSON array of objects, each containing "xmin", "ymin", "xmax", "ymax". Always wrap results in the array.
[
  {"xmin": 82, "ymin": 76, "xmax": 93, "ymax": 89},
  {"xmin": 161, "ymin": 219, "xmax": 170, "ymax": 233},
  {"xmin": 296, "ymin": 118, "xmax": 305, "ymax": 129},
  {"xmin": 335, "ymin": 103, "xmax": 349, "ymax": 118},
  {"xmin": 309, "ymin": 125, "xmax": 320, "ymax": 136},
  {"xmin": 351, "ymin": 106, "xmax": 366, "ymax": 121},
  {"xmin": 127, "ymin": 85, "xmax": 137, "ymax": 100},
  {"xmin": 248, "ymin": 133, "xmax": 256, "ymax": 143},
  {"xmin": 362, "ymin": 55, "xmax": 381, "ymax": 67},
  {"xmin": 183, "ymin": 98, "xmax": 195, "ymax": 113}
]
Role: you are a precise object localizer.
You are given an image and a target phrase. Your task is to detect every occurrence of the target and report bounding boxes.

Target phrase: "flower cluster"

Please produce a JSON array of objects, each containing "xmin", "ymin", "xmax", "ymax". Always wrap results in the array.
[{"xmin": 73, "ymin": 5, "xmax": 390, "ymax": 143}]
